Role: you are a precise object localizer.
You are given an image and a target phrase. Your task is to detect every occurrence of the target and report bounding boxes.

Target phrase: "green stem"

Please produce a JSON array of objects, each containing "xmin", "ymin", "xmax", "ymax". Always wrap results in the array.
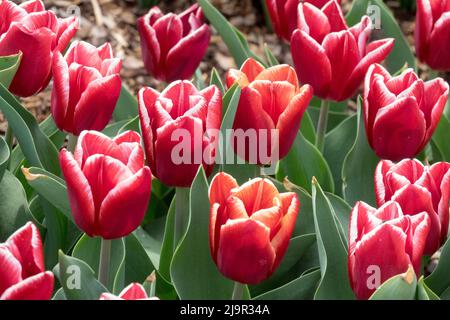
[
  {"xmin": 174, "ymin": 187, "xmax": 190, "ymax": 247},
  {"xmin": 98, "ymin": 238, "xmax": 111, "ymax": 286},
  {"xmin": 315, "ymin": 100, "xmax": 330, "ymax": 153},
  {"xmin": 232, "ymin": 282, "xmax": 244, "ymax": 300},
  {"xmin": 67, "ymin": 133, "xmax": 78, "ymax": 153}
]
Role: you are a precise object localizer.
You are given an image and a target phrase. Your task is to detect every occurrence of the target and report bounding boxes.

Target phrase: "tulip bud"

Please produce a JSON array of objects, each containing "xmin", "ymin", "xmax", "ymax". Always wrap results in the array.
[
  {"xmin": 226, "ymin": 58, "xmax": 313, "ymax": 164},
  {"xmin": 348, "ymin": 201, "xmax": 430, "ymax": 300},
  {"xmin": 209, "ymin": 172, "xmax": 300, "ymax": 284},
  {"xmin": 137, "ymin": 4, "xmax": 210, "ymax": 82},
  {"xmin": 265, "ymin": 0, "xmax": 341, "ymax": 41},
  {"xmin": 364, "ymin": 64, "xmax": 449, "ymax": 161},
  {"xmin": 375, "ymin": 159, "xmax": 450, "ymax": 254},
  {"xmin": 138, "ymin": 80, "xmax": 222, "ymax": 187},
  {"xmin": 0, "ymin": 222, "xmax": 54, "ymax": 300},
  {"xmin": 290, "ymin": 0, "xmax": 394, "ymax": 101},
  {"xmin": 0, "ymin": 0, "xmax": 78, "ymax": 97},
  {"xmin": 59, "ymin": 130, "xmax": 152, "ymax": 239},
  {"xmin": 51, "ymin": 41, "xmax": 122, "ymax": 136},
  {"xmin": 416, "ymin": 0, "xmax": 450, "ymax": 71},
  {"xmin": 99, "ymin": 283, "xmax": 158, "ymax": 300}
]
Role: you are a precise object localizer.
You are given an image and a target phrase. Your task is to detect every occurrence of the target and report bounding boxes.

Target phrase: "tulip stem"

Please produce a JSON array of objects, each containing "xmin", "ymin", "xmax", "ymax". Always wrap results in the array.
[
  {"xmin": 175, "ymin": 187, "xmax": 190, "ymax": 248},
  {"xmin": 232, "ymin": 282, "xmax": 244, "ymax": 300},
  {"xmin": 315, "ymin": 99, "xmax": 330, "ymax": 153},
  {"xmin": 98, "ymin": 238, "xmax": 111, "ymax": 286},
  {"xmin": 67, "ymin": 134, "xmax": 78, "ymax": 153}
]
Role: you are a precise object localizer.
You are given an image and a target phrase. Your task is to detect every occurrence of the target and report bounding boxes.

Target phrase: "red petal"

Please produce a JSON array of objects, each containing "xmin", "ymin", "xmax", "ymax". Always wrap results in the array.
[
  {"xmin": 153, "ymin": 13, "xmax": 183, "ymax": 58},
  {"xmin": 428, "ymin": 162, "xmax": 450, "ymax": 241},
  {"xmin": 51, "ymin": 52, "xmax": 69, "ymax": 132},
  {"xmin": 276, "ymin": 84, "xmax": 313, "ymax": 159},
  {"xmin": 200, "ymin": 85, "xmax": 222, "ymax": 132},
  {"xmin": 240, "ymin": 58, "xmax": 266, "ymax": 83},
  {"xmin": 0, "ymin": 247, "xmax": 22, "ymax": 296},
  {"xmin": 137, "ymin": 15, "xmax": 161, "ymax": 78},
  {"xmin": 231, "ymin": 178, "xmax": 280, "ymax": 215},
  {"xmin": 209, "ymin": 172, "xmax": 238, "ymax": 205},
  {"xmin": 415, "ymin": 0, "xmax": 434, "ymax": 62},
  {"xmin": 99, "ymin": 167, "xmax": 152, "ymax": 239},
  {"xmin": 0, "ymin": 271, "xmax": 54, "ymax": 300},
  {"xmin": 6, "ymin": 222, "xmax": 44, "ymax": 278},
  {"xmin": 291, "ymin": 29, "xmax": 331, "ymax": 100},
  {"xmin": 426, "ymin": 13, "xmax": 450, "ymax": 70},
  {"xmin": 372, "ymin": 97, "xmax": 426, "ymax": 161},
  {"xmin": 422, "ymin": 78, "xmax": 449, "ymax": 144},
  {"xmin": 255, "ymin": 64, "xmax": 299, "ymax": 87},
  {"xmin": 20, "ymin": 0, "xmax": 45, "ymax": 13},
  {"xmin": 55, "ymin": 16, "xmax": 78, "ymax": 53},
  {"xmin": 297, "ymin": 3, "xmax": 331, "ymax": 44},
  {"xmin": 321, "ymin": 0, "xmax": 348, "ymax": 32},
  {"xmin": 59, "ymin": 149, "xmax": 96, "ymax": 236},
  {"xmin": 119, "ymin": 283, "xmax": 149, "ymax": 300},
  {"xmin": 217, "ymin": 219, "xmax": 276, "ymax": 284},
  {"xmin": 72, "ymin": 74, "xmax": 122, "ymax": 135}
]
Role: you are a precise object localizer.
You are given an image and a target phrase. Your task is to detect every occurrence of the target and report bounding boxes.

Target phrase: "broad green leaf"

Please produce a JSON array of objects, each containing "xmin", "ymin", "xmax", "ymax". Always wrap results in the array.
[
  {"xmin": 198, "ymin": 0, "xmax": 250, "ymax": 66},
  {"xmin": 342, "ymin": 99, "xmax": 379, "ymax": 207},
  {"xmin": 0, "ymin": 137, "xmax": 10, "ymax": 182},
  {"xmin": 194, "ymin": 68, "xmax": 207, "ymax": 90},
  {"xmin": 326, "ymin": 192, "xmax": 351, "ymax": 243},
  {"xmin": 170, "ymin": 167, "xmax": 235, "ymax": 299},
  {"xmin": 118, "ymin": 115, "xmax": 140, "ymax": 135},
  {"xmin": 134, "ymin": 225, "xmax": 163, "ymax": 270},
  {"xmin": 346, "ymin": 0, "xmax": 416, "ymax": 72},
  {"xmin": 0, "ymin": 52, "xmax": 22, "ymax": 87},
  {"xmin": 58, "ymin": 251, "xmax": 107, "ymax": 300},
  {"xmin": 417, "ymin": 276, "xmax": 440, "ymax": 300},
  {"xmin": 158, "ymin": 197, "xmax": 176, "ymax": 282},
  {"xmin": 254, "ymin": 269, "xmax": 321, "ymax": 300},
  {"xmin": 113, "ymin": 84, "xmax": 138, "ymax": 121},
  {"xmin": 0, "ymin": 170, "xmax": 31, "ymax": 241},
  {"xmin": 210, "ymin": 68, "xmax": 225, "ymax": 94},
  {"xmin": 52, "ymin": 288, "xmax": 66, "ymax": 300},
  {"xmin": 102, "ymin": 119, "xmax": 131, "ymax": 137},
  {"xmin": 312, "ymin": 178, "xmax": 354, "ymax": 300},
  {"xmin": 123, "ymin": 233, "xmax": 155, "ymax": 286},
  {"xmin": 0, "ymin": 83, "xmax": 60, "ymax": 174},
  {"xmin": 432, "ymin": 114, "xmax": 450, "ymax": 162},
  {"xmin": 370, "ymin": 266, "xmax": 417, "ymax": 300},
  {"xmin": 264, "ymin": 44, "xmax": 279, "ymax": 67},
  {"xmin": 425, "ymin": 237, "xmax": 450, "ymax": 296},
  {"xmin": 277, "ymin": 132, "xmax": 334, "ymax": 194},
  {"xmin": 324, "ymin": 114, "xmax": 357, "ymax": 197},
  {"xmin": 72, "ymin": 235, "xmax": 126, "ymax": 292},
  {"xmin": 300, "ymin": 111, "xmax": 316, "ymax": 145},
  {"xmin": 22, "ymin": 167, "xmax": 72, "ymax": 222}
]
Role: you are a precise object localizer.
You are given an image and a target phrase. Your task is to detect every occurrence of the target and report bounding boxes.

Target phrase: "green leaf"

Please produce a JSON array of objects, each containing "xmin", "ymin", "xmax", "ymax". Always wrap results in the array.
[
  {"xmin": 22, "ymin": 167, "xmax": 72, "ymax": 222},
  {"xmin": 134, "ymin": 226, "xmax": 163, "ymax": 270},
  {"xmin": 425, "ymin": 237, "xmax": 450, "ymax": 296},
  {"xmin": 210, "ymin": 68, "xmax": 225, "ymax": 94},
  {"xmin": 324, "ymin": 114, "xmax": 357, "ymax": 197},
  {"xmin": 370, "ymin": 266, "xmax": 417, "ymax": 300},
  {"xmin": 198, "ymin": 0, "xmax": 250, "ymax": 66},
  {"xmin": 264, "ymin": 44, "xmax": 279, "ymax": 67},
  {"xmin": 170, "ymin": 167, "xmax": 234, "ymax": 299},
  {"xmin": 254, "ymin": 269, "xmax": 321, "ymax": 300},
  {"xmin": 102, "ymin": 119, "xmax": 131, "ymax": 137},
  {"xmin": 113, "ymin": 84, "xmax": 138, "ymax": 121},
  {"xmin": 123, "ymin": 233, "xmax": 155, "ymax": 286},
  {"xmin": 217, "ymin": 85, "xmax": 240, "ymax": 163},
  {"xmin": 0, "ymin": 136, "xmax": 10, "ymax": 182},
  {"xmin": 300, "ymin": 111, "xmax": 316, "ymax": 145},
  {"xmin": 312, "ymin": 178, "xmax": 354, "ymax": 300},
  {"xmin": 0, "ymin": 83, "xmax": 60, "ymax": 174},
  {"xmin": 72, "ymin": 235, "xmax": 126, "ymax": 292},
  {"xmin": 0, "ymin": 52, "xmax": 22, "ymax": 87},
  {"xmin": 0, "ymin": 170, "xmax": 31, "ymax": 241},
  {"xmin": 346, "ymin": 0, "xmax": 416, "ymax": 73},
  {"xmin": 277, "ymin": 132, "xmax": 334, "ymax": 194},
  {"xmin": 58, "ymin": 251, "xmax": 107, "ymax": 300},
  {"xmin": 342, "ymin": 99, "xmax": 379, "ymax": 207},
  {"xmin": 308, "ymin": 108, "xmax": 350, "ymax": 133},
  {"xmin": 432, "ymin": 114, "xmax": 450, "ymax": 162},
  {"xmin": 158, "ymin": 197, "xmax": 176, "ymax": 282},
  {"xmin": 417, "ymin": 276, "xmax": 440, "ymax": 300}
]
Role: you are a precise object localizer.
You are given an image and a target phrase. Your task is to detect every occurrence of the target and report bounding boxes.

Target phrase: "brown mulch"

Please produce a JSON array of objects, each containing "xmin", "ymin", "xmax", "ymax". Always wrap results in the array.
[{"xmin": 0, "ymin": 0, "xmax": 438, "ymax": 133}]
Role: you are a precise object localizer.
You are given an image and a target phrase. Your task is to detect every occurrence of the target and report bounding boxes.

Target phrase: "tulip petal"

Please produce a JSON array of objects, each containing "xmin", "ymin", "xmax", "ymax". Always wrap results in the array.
[
  {"xmin": 217, "ymin": 219, "xmax": 276, "ymax": 284},
  {"xmin": 200, "ymin": 85, "xmax": 222, "ymax": 132},
  {"xmin": 297, "ymin": 3, "xmax": 331, "ymax": 44},
  {"xmin": 60, "ymin": 149, "xmax": 96, "ymax": 237},
  {"xmin": 415, "ymin": 0, "xmax": 434, "ymax": 62},
  {"xmin": 0, "ymin": 271, "xmax": 54, "ymax": 300},
  {"xmin": 322, "ymin": 0, "xmax": 348, "ymax": 32},
  {"xmin": 276, "ymin": 84, "xmax": 313, "ymax": 158},
  {"xmin": 231, "ymin": 178, "xmax": 280, "ymax": 215},
  {"xmin": 255, "ymin": 64, "xmax": 299, "ymax": 87},
  {"xmin": 99, "ymin": 167, "xmax": 151, "ymax": 239},
  {"xmin": 51, "ymin": 52, "xmax": 69, "ymax": 131},
  {"xmin": 55, "ymin": 16, "xmax": 79, "ymax": 53},
  {"xmin": 119, "ymin": 283, "xmax": 148, "ymax": 300},
  {"xmin": 422, "ymin": 78, "xmax": 449, "ymax": 144},
  {"xmin": 372, "ymin": 97, "xmax": 426, "ymax": 160},
  {"xmin": 374, "ymin": 160, "xmax": 394, "ymax": 206},
  {"xmin": 0, "ymin": 247, "xmax": 22, "ymax": 296},
  {"xmin": 426, "ymin": 12, "xmax": 450, "ymax": 70},
  {"xmin": 240, "ymin": 58, "xmax": 266, "ymax": 83},
  {"xmin": 291, "ymin": 29, "xmax": 332, "ymax": 99},
  {"xmin": 72, "ymin": 74, "xmax": 121, "ymax": 135},
  {"xmin": 20, "ymin": 0, "xmax": 45, "ymax": 13},
  {"xmin": 429, "ymin": 162, "xmax": 450, "ymax": 241},
  {"xmin": 209, "ymin": 172, "xmax": 238, "ymax": 205},
  {"xmin": 137, "ymin": 16, "xmax": 161, "ymax": 77}
]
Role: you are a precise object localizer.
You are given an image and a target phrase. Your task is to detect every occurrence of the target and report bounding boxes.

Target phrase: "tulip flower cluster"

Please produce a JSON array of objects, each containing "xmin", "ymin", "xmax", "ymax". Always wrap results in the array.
[{"xmin": 2, "ymin": 0, "xmax": 450, "ymax": 303}]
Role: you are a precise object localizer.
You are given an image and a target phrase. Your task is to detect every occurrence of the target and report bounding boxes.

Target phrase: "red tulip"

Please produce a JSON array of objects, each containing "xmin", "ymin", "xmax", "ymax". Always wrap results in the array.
[
  {"xmin": 209, "ymin": 172, "xmax": 300, "ymax": 284},
  {"xmin": 138, "ymin": 80, "xmax": 222, "ymax": 187},
  {"xmin": 226, "ymin": 58, "xmax": 313, "ymax": 164},
  {"xmin": 364, "ymin": 64, "xmax": 449, "ymax": 161},
  {"xmin": 375, "ymin": 159, "xmax": 450, "ymax": 254},
  {"xmin": 290, "ymin": 0, "xmax": 394, "ymax": 101},
  {"xmin": 416, "ymin": 0, "xmax": 450, "ymax": 71},
  {"xmin": 265, "ymin": 0, "xmax": 341, "ymax": 41},
  {"xmin": 51, "ymin": 41, "xmax": 122, "ymax": 136},
  {"xmin": 0, "ymin": 0, "xmax": 78, "ymax": 97},
  {"xmin": 0, "ymin": 222, "xmax": 54, "ymax": 300},
  {"xmin": 59, "ymin": 130, "xmax": 152, "ymax": 239},
  {"xmin": 137, "ymin": 4, "xmax": 210, "ymax": 82},
  {"xmin": 99, "ymin": 283, "xmax": 158, "ymax": 300},
  {"xmin": 348, "ymin": 201, "xmax": 430, "ymax": 300}
]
